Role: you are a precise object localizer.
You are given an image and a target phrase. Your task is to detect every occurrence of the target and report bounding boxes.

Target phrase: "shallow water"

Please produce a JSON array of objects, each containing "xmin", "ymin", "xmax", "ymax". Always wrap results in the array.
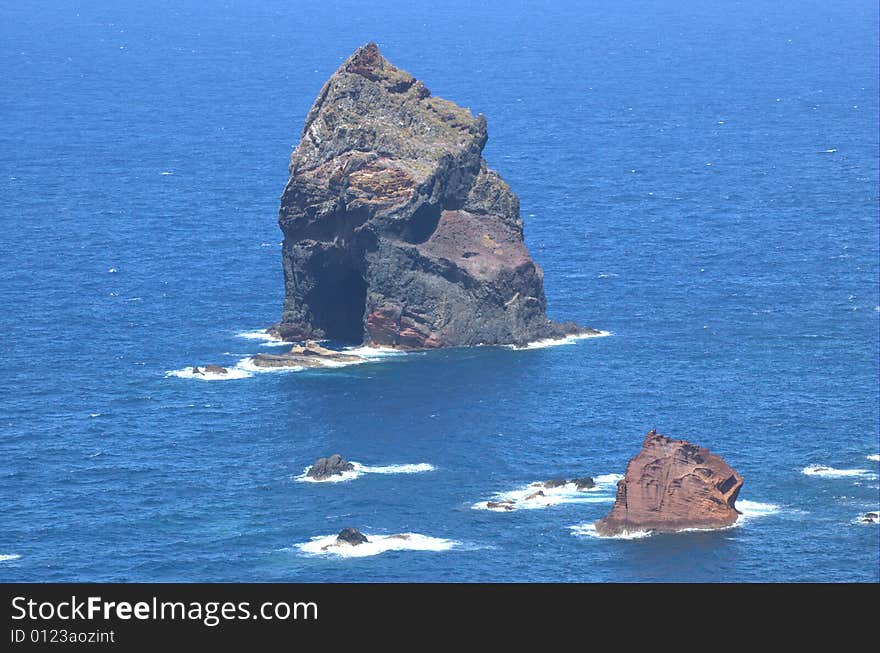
[{"xmin": 0, "ymin": 0, "xmax": 877, "ymax": 581}]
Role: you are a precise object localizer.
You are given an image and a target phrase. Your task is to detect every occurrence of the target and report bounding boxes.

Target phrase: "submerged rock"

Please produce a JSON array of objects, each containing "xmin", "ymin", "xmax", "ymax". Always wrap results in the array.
[
  {"xmin": 486, "ymin": 500, "xmax": 516, "ymax": 511},
  {"xmin": 307, "ymin": 454, "xmax": 355, "ymax": 480},
  {"xmin": 595, "ymin": 430, "xmax": 744, "ymax": 536},
  {"xmin": 859, "ymin": 512, "xmax": 879, "ymax": 524},
  {"xmin": 271, "ymin": 43, "xmax": 597, "ymax": 349},
  {"xmin": 336, "ymin": 528, "xmax": 369, "ymax": 546}
]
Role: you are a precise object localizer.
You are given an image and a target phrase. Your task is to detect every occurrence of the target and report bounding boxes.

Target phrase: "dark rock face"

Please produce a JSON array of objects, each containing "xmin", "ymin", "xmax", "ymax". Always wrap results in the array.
[
  {"xmin": 336, "ymin": 527, "xmax": 369, "ymax": 546},
  {"xmin": 307, "ymin": 454, "xmax": 355, "ymax": 480},
  {"xmin": 595, "ymin": 430, "xmax": 744, "ymax": 536},
  {"xmin": 192, "ymin": 365, "xmax": 228, "ymax": 375},
  {"xmin": 860, "ymin": 512, "xmax": 879, "ymax": 524},
  {"xmin": 273, "ymin": 43, "xmax": 596, "ymax": 349}
]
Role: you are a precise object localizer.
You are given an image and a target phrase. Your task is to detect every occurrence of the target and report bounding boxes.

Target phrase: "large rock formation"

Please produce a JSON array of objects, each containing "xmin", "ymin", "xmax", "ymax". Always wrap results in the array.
[
  {"xmin": 595, "ymin": 430, "xmax": 743, "ymax": 536},
  {"xmin": 271, "ymin": 43, "xmax": 597, "ymax": 349}
]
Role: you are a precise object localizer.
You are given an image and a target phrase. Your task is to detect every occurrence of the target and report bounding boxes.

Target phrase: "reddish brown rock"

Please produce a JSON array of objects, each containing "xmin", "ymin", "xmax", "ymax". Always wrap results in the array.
[{"xmin": 595, "ymin": 429, "xmax": 743, "ymax": 536}]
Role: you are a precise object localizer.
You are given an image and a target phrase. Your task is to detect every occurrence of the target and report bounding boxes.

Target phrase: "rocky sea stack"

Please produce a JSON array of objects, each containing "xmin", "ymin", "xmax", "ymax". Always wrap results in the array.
[
  {"xmin": 270, "ymin": 43, "xmax": 597, "ymax": 349},
  {"xmin": 595, "ymin": 430, "xmax": 744, "ymax": 536}
]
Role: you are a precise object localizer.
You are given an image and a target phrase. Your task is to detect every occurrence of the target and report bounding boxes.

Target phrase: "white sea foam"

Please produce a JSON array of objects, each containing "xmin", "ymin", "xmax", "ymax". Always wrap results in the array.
[
  {"xmin": 341, "ymin": 345, "xmax": 408, "ymax": 359},
  {"xmin": 236, "ymin": 358, "xmax": 304, "ymax": 374},
  {"xmin": 0, "ymin": 554, "xmax": 21, "ymax": 562},
  {"xmin": 736, "ymin": 500, "xmax": 781, "ymax": 521},
  {"xmin": 852, "ymin": 512, "xmax": 879, "ymax": 526},
  {"xmin": 235, "ymin": 330, "xmax": 290, "ymax": 347},
  {"xmin": 296, "ymin": 533, "xmax": 457, "ymax": 558},
  {"xmin": 89, "ymin": 413, "xmax": 102, "ymax": 418},
  {"xmin": 160, "ymin": 171, "xmax": 173, "ymax": 175},
  {"xmin": 802, "ymin": 465, "xmax": 875, "ymax": 478},
  {"xmin": 165, "ymin": 366, "xmax": 253, "ymax": 381},
  {"xmin": 867, "ymin": 454, "xmax": 880, "ymax": 462},
  {"xmin": 569, "ymin": 523, "xmax": 653, "ymax": 540},
  {"xmin": 296, "ymin": 468, "xmax": 361, "ymax": 483},
  {"xmin": 505, "ymin": 331, "xmax": 611, "ymax": 350},
  {"xmin": 593, "ymin": 473, "xmax": 624, "ymax": 485},
  {"xmin": 570, "ymin": 498, "xmax": 779, "ymax": 539},
  {"xmin": 473, "ymin": 474, "xmax": 621, "ymax": 512},
  {"xmin": 357, "ymin": 462, "xmax": 435, "ymax": 474},
  {"xmin": 295, "ymin": 461, "xmax": 434, "ymax": 483}
]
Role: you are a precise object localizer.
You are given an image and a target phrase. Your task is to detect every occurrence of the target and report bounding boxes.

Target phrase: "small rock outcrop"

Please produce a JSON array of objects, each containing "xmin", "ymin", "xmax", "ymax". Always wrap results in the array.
[
  {"xmin": 251, "ymin": 342, "xmax": 364, "ymax": 369},
  {"xmin": 271, "ymin": 42, "xmax": 597, "ymax": 349},
  {"xmin": 193, "ymin": 365, "xmax": 229, "ymax": 375},
  {"xmin": 859, "ymin": 512, "xmax": 879, "ymax": 524},
  {"xmin": 541, "ymin": 477, "xmax": 595, "ymax": 490},
  {"xmin": 307, "ymin": 454, "xmax": 355, "ymax": 480},
  {"xmin": 595, "ymin": 429, "xmax": 744, "ymax": 536},
  {"xmin": 336, "ymin": 527, "xmax": 369, "ymax": 546}
]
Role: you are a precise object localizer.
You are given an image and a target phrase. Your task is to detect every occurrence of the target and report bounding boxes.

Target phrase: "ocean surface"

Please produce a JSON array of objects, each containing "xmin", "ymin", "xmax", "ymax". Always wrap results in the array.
[{"xmin": 1, "ymin": 0, "xmax": 877, "ymax": 582}]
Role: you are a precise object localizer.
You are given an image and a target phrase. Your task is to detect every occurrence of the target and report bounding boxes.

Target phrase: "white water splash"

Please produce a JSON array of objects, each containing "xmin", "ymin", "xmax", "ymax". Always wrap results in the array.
[
  {"xmin": 505, "ymin": 331, "xmax": 611, "ymax": 350},
  {"xmin": 235, "ymin": 330, "xmax": 290, "ymax": 347},
  {"xmin": 295, "ymin": 462, "xmax": 434, "ymax": 483},
  {"xmin": 473, "ymin": 473, "xmax": 621, "ymax": 512},
  {"xmin": 570, "ymin": 498, "xmax": 780, "ymax": 539},
  {"xmin": 802, "ymin": 465, "xmax": 875, "ymax": 479},
  {"xmin": 165, "ymin": 366, "xmax": 253, "ymax": 381},
  {"xmin": 296, "ymin": 533, "xmax": 457, "ymax": 558}
]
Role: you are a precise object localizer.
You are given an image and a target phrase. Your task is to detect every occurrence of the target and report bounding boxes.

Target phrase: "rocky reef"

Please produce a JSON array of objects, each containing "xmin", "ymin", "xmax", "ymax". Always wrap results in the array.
[
  {"xmin": 595, "ymin": 429, "xmax": 743, "ymax": 536},
  {"xmin": 270, "ymin": 42, "xmax": 597, "ymax": 349}
]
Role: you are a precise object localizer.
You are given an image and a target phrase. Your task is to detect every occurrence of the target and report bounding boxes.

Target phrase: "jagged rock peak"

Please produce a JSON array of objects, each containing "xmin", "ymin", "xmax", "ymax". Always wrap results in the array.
[{"xmin": 273, "ymin": 43, "xmax": 597, "ymax": 349}]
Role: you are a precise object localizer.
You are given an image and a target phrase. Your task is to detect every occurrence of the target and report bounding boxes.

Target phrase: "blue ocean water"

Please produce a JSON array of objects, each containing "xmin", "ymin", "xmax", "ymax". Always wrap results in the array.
[{"xmin": 1, "ymin": 0, "xmax": 877, "ymax": 582}]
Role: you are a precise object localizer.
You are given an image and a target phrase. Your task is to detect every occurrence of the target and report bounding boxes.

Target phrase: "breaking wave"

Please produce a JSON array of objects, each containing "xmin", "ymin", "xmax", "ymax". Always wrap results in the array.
[
  {"xmin": 165, "ymin": 366, "xmax": 253, "ymax": 381},
  {"xmin": 569, "ymin": 524, "xmax": 652, "ymax": 540},
  {"xmin": 851, "ymin": 512, "xmax": 878, "ymax": 526},
  {"xmin": 473, "ymin": 473, "xmax": 622, "ymax": 512},
  {"xmin": 235, "ymin": 330, "xmax": 290, "ymax": 347},
  {"xmin": 0, "ymin": 554, "xmax": 21, "ymax": 562},
  {"xmin": 295, "ymin": 462, "xmax": 434, "ymax": 483},
  {"xmin": 802, "ymin": 465, "xmax": 876, "ymax": 479},
  {"xmin": 867, "ymin": 454, "xmax": 879, "ymax": 462},
  {"xmin": 569, "ymin": 498, "xmax": 780, "ymax": 539},
  {"xmin": 295, "ymin": 533, "xmax": 457, "ymax": 558},
  {"xmin": 505, "ymin": 331, "xmax": 611, "ymax": 350}
]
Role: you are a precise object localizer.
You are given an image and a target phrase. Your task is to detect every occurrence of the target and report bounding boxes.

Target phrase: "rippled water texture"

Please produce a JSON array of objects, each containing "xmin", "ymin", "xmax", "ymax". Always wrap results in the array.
[{"xmin": 0, "ymin": 0, "xmax": 877, "ymax": 581}]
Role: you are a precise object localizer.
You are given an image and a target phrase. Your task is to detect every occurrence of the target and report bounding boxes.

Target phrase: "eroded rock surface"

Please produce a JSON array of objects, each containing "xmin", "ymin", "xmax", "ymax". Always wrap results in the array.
[
  {"xmin": 595, "ymin": 430, "xmax": 743, "ymax": 536},
  {"xmin": 272, "ymin": 43, "xmax": 596, "ymax": 349}
]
